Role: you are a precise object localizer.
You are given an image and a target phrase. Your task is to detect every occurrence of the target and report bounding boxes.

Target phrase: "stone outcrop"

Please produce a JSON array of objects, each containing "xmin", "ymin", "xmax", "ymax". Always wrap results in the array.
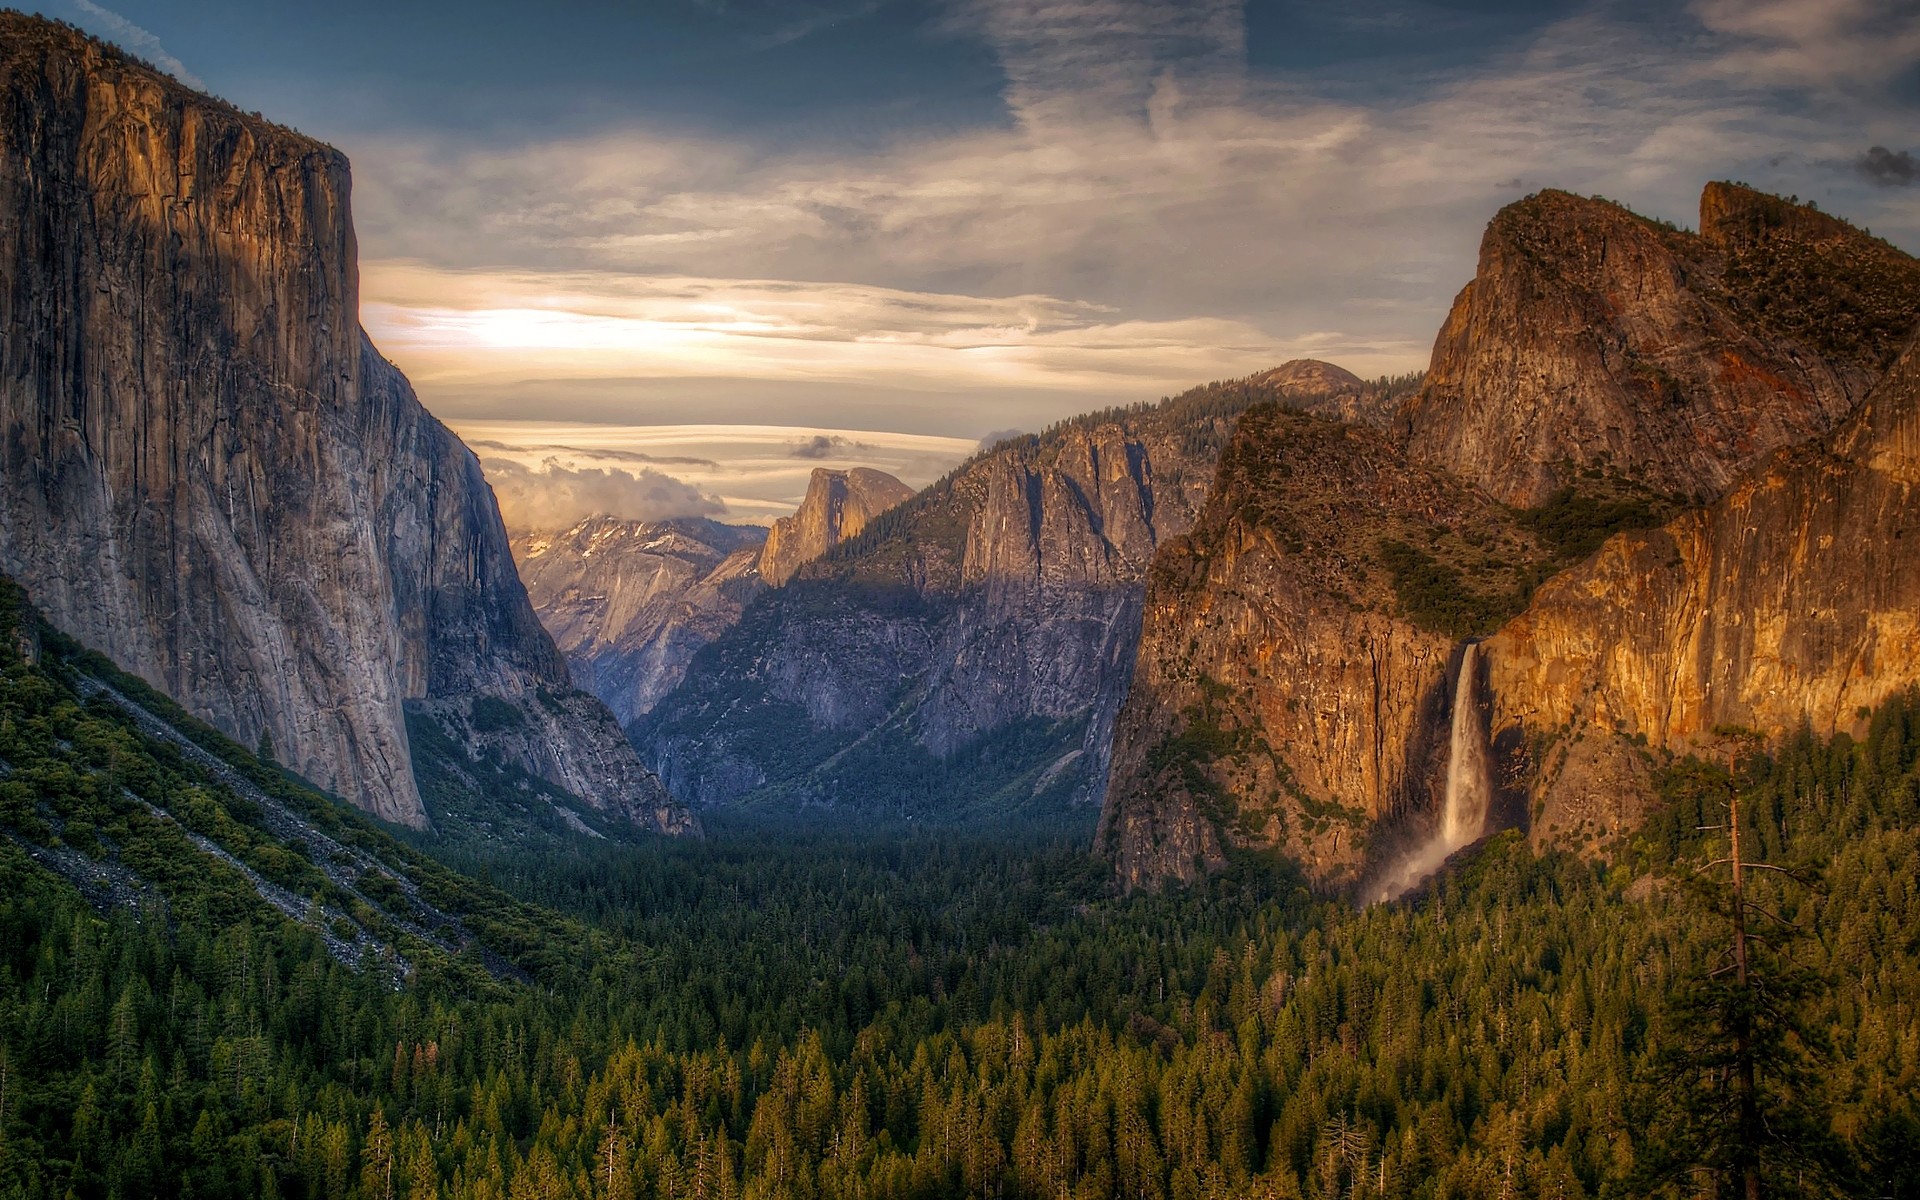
[
  {"xmin": 512, "ymin": 517, "xmax": 766, "ymax": 727},
  {"xmin": 758, "ymin": 468, "xmax": 914, "ymax": 587},
  {"xmin": 1484, "ymin": 332, "xmax": 1920, "ymax": 843},
  {"xmin": 1247, "ymin": 359, "xmax": 1409, "ymax": 430},
  {"xmin": 1095, "ymin": 404, "xmax": 1555, "ymax": 890},
  {"xmin": 1402, "ymin": 185, "xmax": 1920, "ymax": 506},
  {"xmin": 0, "ymin": 16, "xmax": 690, "ymax": 832}
]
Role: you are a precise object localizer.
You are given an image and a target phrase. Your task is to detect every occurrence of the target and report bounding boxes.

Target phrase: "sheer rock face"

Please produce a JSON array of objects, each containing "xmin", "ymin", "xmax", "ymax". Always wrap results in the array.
[
  {"xmin": 1403, "ymin": 185, "xmax": 1920, "ymax": 507},
  {"xmin": 1096, "ymin": 406, "xmax": 1553, "ymax": 890},
  {"xmin": 0, "ymin": 17, "xmax": 689, "ymax": 832},
  {"xmin": 511, "ymin": 517, "xmax": 766, "ymax": 728},
  {"xmin": 758, "ymin": 468, "xmax": 914, "ymax": 587},
  {"xmin": 1484, "ymin": 334, "xmax": 1920, "ymax": 840},
  {"xmin": 638, "ymin": 389, "xmax": 1253, "ymax": 811}
]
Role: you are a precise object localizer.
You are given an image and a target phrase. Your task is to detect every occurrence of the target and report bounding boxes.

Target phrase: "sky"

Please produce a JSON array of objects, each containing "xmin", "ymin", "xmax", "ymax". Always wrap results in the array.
[{"xmin": 44, "ymin": 0, "xmax": 1920, "ymax": 527}]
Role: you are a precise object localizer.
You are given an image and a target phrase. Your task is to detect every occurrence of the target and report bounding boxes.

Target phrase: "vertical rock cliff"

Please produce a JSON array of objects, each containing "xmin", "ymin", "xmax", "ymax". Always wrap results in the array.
[
  {"xmin": 1483, "ymin": 333, "xmax": 1920, "ymax": 844},
  {"xmin": 1095, "ymin": 404, "xmax": 1555, "ymax": 890},
  {"xmin": 0, "ymin": 17, "xmax": 691, "ymax": 833},
  {"xmin": 1402, "ymin": 185, "xmax": 1920, "ymax": 506},
  {"xmin": 758, "ymin": 467, "xmax": 914, "ymax": 587},
  {"xmin": 512, "ymin": 517, "xmax": 766, "ymax": 728}
]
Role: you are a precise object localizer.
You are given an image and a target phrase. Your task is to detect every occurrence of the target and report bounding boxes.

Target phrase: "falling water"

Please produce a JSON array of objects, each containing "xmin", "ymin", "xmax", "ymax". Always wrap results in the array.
[
  {"xmin": 1440, "ymin": 642, "xmax": 1491, "ymax": 851},
  {"xmin": 1367, "ymin": 643, "xmax": 1492, "ymax": 902}
]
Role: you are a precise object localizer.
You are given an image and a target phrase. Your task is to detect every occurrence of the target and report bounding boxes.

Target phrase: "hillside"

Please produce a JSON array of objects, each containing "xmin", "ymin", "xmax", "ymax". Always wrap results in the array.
[{"xmin": 0, "ymin": 574, "xmax": 617, "ymax": 990}]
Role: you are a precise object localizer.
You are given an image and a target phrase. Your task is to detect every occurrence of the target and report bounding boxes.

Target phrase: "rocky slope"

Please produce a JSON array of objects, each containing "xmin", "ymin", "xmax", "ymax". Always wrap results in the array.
[
  {"xmin": 512, "ymin": 517, "xmax": 766, "ymax": 727},
  {"xmin": 759, "ymin": 467, "xmax": 915, "ymax": 587},
  {"xmin": 1095, "ymin": 403, "xmax": 1557, "ymax": 889},
  {"xmin": 1402, "ymin": 184, "xmax": 1920, "ymax": 506},
  {"xmin": 0, "ymin": 17, "xmax": 690, "ymax": 834},
  {"xmin": 1483, "ymin": 332, "xmax": 1920, "ymax": 846},
  {"xmin": 637, "ymin": 372, "xmax": 1375, "ymax": 814},
  {"xmin": 1098, "ymin": 183, "xmax": 1920, "ymax": 890}
]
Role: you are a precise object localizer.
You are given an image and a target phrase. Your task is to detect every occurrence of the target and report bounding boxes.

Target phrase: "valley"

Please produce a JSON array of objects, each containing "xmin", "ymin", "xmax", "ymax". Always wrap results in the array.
[{"xmin": 2, "ymin": 10, "xmax": 1918, "ymax": 1200}]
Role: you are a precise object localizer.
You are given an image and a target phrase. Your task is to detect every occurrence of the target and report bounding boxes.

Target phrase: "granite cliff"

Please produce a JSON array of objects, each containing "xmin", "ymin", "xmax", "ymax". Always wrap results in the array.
[
  {"xmin": 512, "ymin": 517, "xmax": 766, "ymax": 727},
  {"xmin": 759, "ymin": 467, "xmax": 914, "ymax": 587},
  {"xmin": 1403, "ymin": 184, "xmax": 1920, "ymax": 506},
  {"xmin": 1484, "ymin": 332, "xmax": 1920, "ymax": 847},
  {"xmin": 1099, "ymin": 183, "xmax": 1920, "ymax": 890},
  {"xmin": 1096, "ymin": 404, "xmax": 1556, "ymax": 889},
  {"xmin": 0, "ymin": 17, "xmax": 690, "ymax": 833}
]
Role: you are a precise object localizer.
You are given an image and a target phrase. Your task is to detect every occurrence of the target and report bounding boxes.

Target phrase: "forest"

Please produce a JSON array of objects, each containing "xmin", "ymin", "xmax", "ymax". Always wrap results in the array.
[{"xmin": 1, "ymin": 578, "xmax": 1918, "ymax": 1199}]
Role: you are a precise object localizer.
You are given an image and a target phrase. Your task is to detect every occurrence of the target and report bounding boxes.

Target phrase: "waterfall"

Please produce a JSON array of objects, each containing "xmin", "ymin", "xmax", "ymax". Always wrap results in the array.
[
  {"xmin": 1365, "ymin": 643, "xmax": 1495, "ymax": 902},
  {"xmin": 1441, "ymin": 643, "xmax": 1490, "ymax": 851}
]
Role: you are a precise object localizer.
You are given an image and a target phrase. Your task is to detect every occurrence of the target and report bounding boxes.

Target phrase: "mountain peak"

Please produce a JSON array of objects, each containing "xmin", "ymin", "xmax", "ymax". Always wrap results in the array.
[
  {"xmin": 1402, "ymin": 182, "xmax": 1920, "ymax": 506},
  {"xmin": 760, "ymin": 467, "xmax": 915, "ymax": 587}
]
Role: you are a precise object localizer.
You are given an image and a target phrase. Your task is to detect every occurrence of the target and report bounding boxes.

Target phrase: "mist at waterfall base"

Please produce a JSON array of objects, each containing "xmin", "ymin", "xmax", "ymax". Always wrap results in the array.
[{"xmin": 1367, "ymin": 644, "xmax": 1494, "ymax": 903}]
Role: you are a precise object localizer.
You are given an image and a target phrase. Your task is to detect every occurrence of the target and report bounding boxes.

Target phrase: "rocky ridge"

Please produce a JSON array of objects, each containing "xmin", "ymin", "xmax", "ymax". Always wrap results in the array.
[
  {"xmin": 0, "ymin": 17, "xmax": 690, "ymax": 833},
  {"xmin": 1484, "ymin": 332, "xmax": 1920, "ymax": 846}
]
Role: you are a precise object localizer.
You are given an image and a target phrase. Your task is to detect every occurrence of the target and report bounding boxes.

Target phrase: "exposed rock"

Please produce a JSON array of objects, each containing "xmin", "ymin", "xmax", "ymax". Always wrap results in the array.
[
  {"xmin": 512, "ymin": 517, "xmax": 766, "ymax": 727},
  {"xmin": 1484, "ymin": 332, "xmax": 1920, "ymax": 837},
  {"xmin": 1403, "ymin": 184, "xmax": 1920, "ymax": 506},
  {"xmin": 1096, "ymin": 404, "xmax": 1555, "ymax": 890},
  {"xmin": 1247, "ymin": 359, "xmax": 1414, "ymax": 430},
  {"xmin": 759, "ymin": 467, "xmax": 914, "ymax": 587},
  {"xmin": 0, "ymin": 16, "xmax": 690, "ymax": 833},
  {"xmin": 638, "ymin": 376, "xmax": 1278, "ymax": 813},
  {"xmin": 1097, "ymin": 182, "xmax": 1920, "ymax": 890}
]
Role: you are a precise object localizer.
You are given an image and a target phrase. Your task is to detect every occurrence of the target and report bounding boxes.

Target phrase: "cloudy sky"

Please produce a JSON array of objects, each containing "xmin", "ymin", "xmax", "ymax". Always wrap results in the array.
[{"xmin": 53, "ymin": 0, "xmax": 1920, "ymax": 526}]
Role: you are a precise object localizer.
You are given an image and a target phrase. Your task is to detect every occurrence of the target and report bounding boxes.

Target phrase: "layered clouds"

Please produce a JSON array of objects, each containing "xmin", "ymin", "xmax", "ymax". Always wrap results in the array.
[
  {"xmin": 348, "ymin": 0, "xmax": 1920, "ymax": 448},
  {"xmin": 480, "ymin": 459, "xmax": 727, "ymax": 532},
  {"xmin": 464, "ymin": 423, "xmax": 977, "ymax": 527}
]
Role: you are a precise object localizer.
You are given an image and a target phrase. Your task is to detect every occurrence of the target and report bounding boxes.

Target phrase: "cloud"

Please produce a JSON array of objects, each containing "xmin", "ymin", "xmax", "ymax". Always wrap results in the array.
[
  {"xmin": 467, "ymin": 439, "xmax": 719, "ymax": 468},
  {"xmin": 978, "ymin": 428, "xmax": 1026, "ymax": 451},
  {"xmin": 1857, "ymin": 146, "xmax": 1920, "ymax": 187},
  {"xmin": 456, "ymin": 422, "xmax": 977, "ymax": 524},
  {"xmin": 956, "ymin": 0, "xmax": 1246, "ymax": 130},
  {"xmin": 1691, "ymin": 0, "xmax": 1920, "ymax": 89},
  {"xmin": 60, "ymin": 0, "xmax": 205, "ymax": 89},
  {"xmin": 480, "ymin": 458, "xmax": 726, "ymax": 530},
  {"xmin": 358, "ymin": 262, "xmax": 1331, "ymax": 410},
  {"xmin": 346, "ymin": 0, "xmax": 1920, "ymax": 436},
  {"xmin": 790, "ymin": 434, "xmax": 874, "ymax": 458}
]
